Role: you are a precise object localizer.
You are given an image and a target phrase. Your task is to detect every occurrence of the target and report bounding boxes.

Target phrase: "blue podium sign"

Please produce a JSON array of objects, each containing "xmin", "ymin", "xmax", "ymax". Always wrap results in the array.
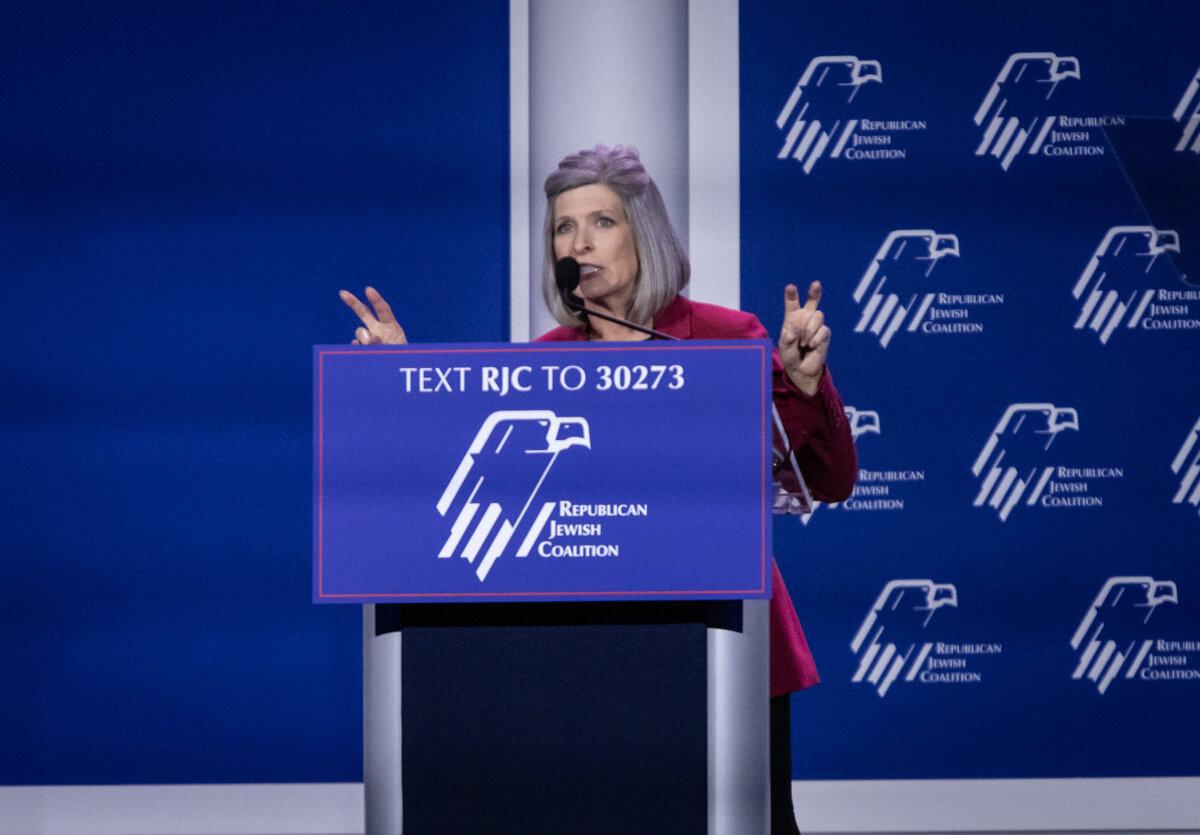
[{"xmin": 313, "ymin": 341, "xmax": 773, "ymax": 603}]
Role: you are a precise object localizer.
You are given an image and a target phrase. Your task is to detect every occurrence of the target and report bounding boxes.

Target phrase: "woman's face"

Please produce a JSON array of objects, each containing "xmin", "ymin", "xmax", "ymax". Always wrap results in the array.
[{"xmin": 552, "ymin": 184, "xmax": 639, "ymax": 316}]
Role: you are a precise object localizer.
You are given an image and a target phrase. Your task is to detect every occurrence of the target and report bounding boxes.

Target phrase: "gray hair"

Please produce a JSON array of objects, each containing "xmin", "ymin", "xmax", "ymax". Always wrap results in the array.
[{"xmin": 542, "ymin": 145, "xmax": 689, "ymax": 328}]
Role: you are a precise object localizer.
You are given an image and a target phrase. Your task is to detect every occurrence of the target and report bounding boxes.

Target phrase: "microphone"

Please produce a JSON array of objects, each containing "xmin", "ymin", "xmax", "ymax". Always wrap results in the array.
[
  {"xmin": 552, "ymin": 256, "xmax": 676, "ymax": 341},
  {"xmin": 555, "ymin": 256, "xmax": 582, "ymax": 298}
]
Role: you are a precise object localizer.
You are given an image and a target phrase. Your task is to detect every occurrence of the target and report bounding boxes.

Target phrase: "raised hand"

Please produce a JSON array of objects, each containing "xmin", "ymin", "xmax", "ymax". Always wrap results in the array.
[
  {"xmin": 339, "ymin": 286, "xmax": 408, "ymax": 345},
  {"xmin": 779, "ymin": 280, "xmax": 830, "ymax": 396}
]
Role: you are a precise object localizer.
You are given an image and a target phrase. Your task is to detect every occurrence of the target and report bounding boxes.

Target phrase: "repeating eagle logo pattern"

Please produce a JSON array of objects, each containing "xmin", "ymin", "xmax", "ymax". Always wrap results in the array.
[
  {"xmin": 852, "ymin": 230, "xmax": 961, "ymax": 348},
  {"xmin": 1171, "ymin": 417, "xmax": 1200, "ymax": 515},
  {"xmin": 974, "ymin": 52, "xmax": 1081, "ymax": 170},
  {"xmin": 971, "ymin": 403, "xmax": 1079, "ymax": 522},
  {"xmin": 1072, "ymin": 226, "xmax": 1182, "ymax": 344},
  {"xmin": 437, "ymin": 410, "xmax": 591, "ymax": 582},
  {"xmin": 1174, "ymin": 66, "xmax": 1200, "ymax": 154},
  {"xmin": 1070, "ymin": 576, "xmax": 1179, "ymax": 694},
  {"xmin": 851, "ymin": 579, "xmax": 959, "ymax": 697},
  {"xmin": 776, "ymin": 55, "xmax": 882, "ymax": 173}
]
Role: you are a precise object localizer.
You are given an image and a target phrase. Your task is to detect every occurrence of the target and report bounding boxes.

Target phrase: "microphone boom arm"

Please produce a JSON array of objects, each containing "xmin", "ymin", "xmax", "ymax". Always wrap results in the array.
[
  {"xmin": 559, "ymin": 285, "xmax": 814, "ymax": 515},
  {"xmin": 561, "ymin": 296, "xmax": 677, "ymax": 341}
]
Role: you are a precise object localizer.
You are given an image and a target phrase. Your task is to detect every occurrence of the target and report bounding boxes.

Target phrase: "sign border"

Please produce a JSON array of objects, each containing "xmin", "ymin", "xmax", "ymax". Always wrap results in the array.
[{"xmin": 313, "ymin": 341, "xmax": 772, "ymax": 602}]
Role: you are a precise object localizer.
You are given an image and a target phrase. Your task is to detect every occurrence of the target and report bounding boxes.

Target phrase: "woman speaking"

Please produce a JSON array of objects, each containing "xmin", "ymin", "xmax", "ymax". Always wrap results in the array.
[{"xmin": 341, "ymin": 145, "xmax": 857, "ymax": 833}]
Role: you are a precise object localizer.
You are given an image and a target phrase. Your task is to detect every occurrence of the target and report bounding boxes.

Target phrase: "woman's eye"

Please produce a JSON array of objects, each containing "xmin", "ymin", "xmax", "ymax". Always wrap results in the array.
[
  {"xmin": 596, "ymin": 216, "xmax": 615, "ymax": 227},
  {"xmin": 555, "ymin": 222, "xmax": 573, "ymax": 234}
]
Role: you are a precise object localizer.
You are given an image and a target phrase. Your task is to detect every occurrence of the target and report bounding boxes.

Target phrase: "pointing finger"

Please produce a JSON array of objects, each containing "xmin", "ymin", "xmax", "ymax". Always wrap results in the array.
[
  {"xmin": 340, "ymin": 290, "xmax": 379, "ymax": 327},
  {"xmin": 365, "ymin": 286, "xmax": 397, "ymax": 324},
  {"xmin": 803, "ymin": 280, "xmax": 823, "ymax": 313},
  {"xmin": 784, "ymin": 283, "xmax": 801, "ymax": 314},
  {"xmin": 801, "ymin": 309, "xmax": 825, "ymax": 346}
]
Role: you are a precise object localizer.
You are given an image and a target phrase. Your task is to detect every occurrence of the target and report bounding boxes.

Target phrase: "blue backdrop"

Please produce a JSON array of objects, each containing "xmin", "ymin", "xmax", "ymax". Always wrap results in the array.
[
  {"xmin": 0, "ymin": 1, "xmax": 508, "ymax": 784},
  {"xmin": 741, "ymin": 0, "xmax": 1200, "ymax": 780},
  {"xmin": 5, "ymin": 0, "xmax": 1198, "ymax": 791}
]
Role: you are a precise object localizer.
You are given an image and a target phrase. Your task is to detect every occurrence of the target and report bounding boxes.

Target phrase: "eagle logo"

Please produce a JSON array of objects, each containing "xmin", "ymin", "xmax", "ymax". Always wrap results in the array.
[
  {"xmin": 852, "ymin": 229, "xmax": 961, "ymax": 348},
  {"xmin": 1171, "ymin": 417, "xmax": 1200, "ymax": 515},
  {"xmin": 844, "ymin": 406, "xmax": 881, "ymax": 440},
  {"xmin": 1173, "ymin": 66, "xmax": 1200, "ymax": 154},
  {"xmin": 1070, "ymin": 576, "xmax": 1179, "ymax": 694},
  {"xmin": 974, "ymin": 52, "xmax": 1081, "ymax": 170},
  {"xmin": 437, "ymin": 410, "xmax": 591, "ymax": 582},
  {"xmin": 776, "ymin": 55, "xmax": 882, "ymax": 173},
  {"xmin": 971, "ymin": 403, "xmax": 1080, "ymax": 522},
  {"xmin": 851, "ymin": 579, "xmax": 958, "ymax": 697},
  {"xmin": 1072, "ymin": 226, "xmax": 1183, "ymax": 344}
]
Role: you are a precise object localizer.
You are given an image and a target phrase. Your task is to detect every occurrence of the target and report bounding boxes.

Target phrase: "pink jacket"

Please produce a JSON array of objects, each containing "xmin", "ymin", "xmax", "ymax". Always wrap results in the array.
[{"xmin": 538, "ymin": 295, "xmax": 857, "ymax": 695}]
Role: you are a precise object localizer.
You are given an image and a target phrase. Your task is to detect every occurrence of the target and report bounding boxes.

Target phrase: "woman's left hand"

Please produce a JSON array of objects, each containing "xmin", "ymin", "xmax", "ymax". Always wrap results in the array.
[{"xmin": 779, "ymin": 280, "xmax": 830, "ymax": 397}]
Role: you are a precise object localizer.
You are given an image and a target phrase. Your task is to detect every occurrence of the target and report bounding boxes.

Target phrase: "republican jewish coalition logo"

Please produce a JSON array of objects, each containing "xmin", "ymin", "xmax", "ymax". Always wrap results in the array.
[
  {"xmin": 1172, "ymin": 417, "xmax": 1200, "ymax": 516},
  {"xmin": 437, "ymin": 410, "xmax": 590, "ymax": 581},
  {"xmin": 852, "ymin": 230, "xmax": 961, "ymax": 347},
  {"xmin": 972, "ymin": 403, "xmax": 1078, "ymax": 521},
  {"xmin": 800, "ymin": 406, "xmax": 878, "ymax": 523},
  {"xmin": 1071, "ymin": 577, "xmax": 1180, "ymax": 694},
  {"xmin": 851, "ymin": 580, "xmax": 959, "ymax": 697},
  {"xmin": 775, "ymin": 56, "xmax": 926, "ymax": 173},
  {"xmin": 1071, "ymin": 226, "xmax": 1199, "ymax": 344},
  {"xmin": 974, "ymin": 52, "xmax": 1120, "ymax": 170},
  {"xmin": 1173, "ymin": 66, "xmax": 1200, "ymax": 154},
  {"xmin": 801, "ymin": 406, "xmax": 927, "ymax": 524}
]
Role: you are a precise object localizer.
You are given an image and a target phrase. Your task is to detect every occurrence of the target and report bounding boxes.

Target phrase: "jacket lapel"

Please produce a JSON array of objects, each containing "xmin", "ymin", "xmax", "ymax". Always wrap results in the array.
[{"xmin": 652, "ymin": 295, "xmax": 693, "ymax": 340}]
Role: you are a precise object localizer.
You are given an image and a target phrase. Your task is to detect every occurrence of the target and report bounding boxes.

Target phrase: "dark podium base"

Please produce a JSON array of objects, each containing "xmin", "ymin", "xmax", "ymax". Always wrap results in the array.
[{"xmin": 364, "ymin": 601, "xmax": 767, "ymax": 834}]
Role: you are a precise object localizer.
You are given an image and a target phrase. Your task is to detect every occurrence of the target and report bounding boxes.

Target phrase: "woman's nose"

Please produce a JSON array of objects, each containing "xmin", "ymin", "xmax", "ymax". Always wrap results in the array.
[{"xmin": 571, "ymin": 229, "xmax": 593, "ymax": 253}]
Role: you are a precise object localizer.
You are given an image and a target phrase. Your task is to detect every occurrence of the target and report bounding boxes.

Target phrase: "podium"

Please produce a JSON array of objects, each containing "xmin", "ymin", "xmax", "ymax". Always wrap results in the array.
[
  {"xmin": 315, "ymin": 342, "xmax": 776, "ymax": 832},
  {"xmin": 363, "ymin": 600, "xmax": 767, "ymax": 832}
]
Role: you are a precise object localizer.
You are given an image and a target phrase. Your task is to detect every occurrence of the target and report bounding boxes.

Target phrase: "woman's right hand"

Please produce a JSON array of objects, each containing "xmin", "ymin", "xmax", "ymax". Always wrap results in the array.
[{"xmin": 339, "ymin": 286, "xmax": 408, "ymax": 345}]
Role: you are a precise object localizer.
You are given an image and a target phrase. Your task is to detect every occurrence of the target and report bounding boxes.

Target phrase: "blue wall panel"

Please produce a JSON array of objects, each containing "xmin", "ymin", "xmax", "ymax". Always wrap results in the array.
[
  {"xmin": 0, "ymin": 1, "xmax": 508, "ymax": 784},
  {"xmin": 741, "ymin": 0, "xmax": 1199, "ymax": 780}
]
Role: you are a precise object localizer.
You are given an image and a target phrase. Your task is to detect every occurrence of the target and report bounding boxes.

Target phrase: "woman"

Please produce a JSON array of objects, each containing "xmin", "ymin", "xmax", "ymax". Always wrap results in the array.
[{"xmin": 341, "ymin": 145, "xmax": 856, "ymax": 833}]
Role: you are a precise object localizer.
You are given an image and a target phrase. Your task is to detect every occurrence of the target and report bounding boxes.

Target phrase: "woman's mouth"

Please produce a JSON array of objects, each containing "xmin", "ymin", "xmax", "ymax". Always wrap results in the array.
[{"xmin": 579, "ymin": 264, "xmax": 601, "ymax": 279}]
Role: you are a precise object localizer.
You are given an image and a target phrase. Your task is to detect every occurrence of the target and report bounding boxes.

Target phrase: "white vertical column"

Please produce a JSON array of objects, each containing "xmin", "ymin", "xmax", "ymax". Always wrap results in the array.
[
  {"xmin": 522, "ymin": 0, "xmax": 690, "ymax": 340},
  {"xmin": 513, "ymin": 5, "xmax": 764, "ymax": 832},
  {"xmin": 362, "ymin": 606, "xmax": 402, "ymax": 834},
  {"xmin": 509, "ymin": 0, "xmax": 531, "ymax": 343},
  {"xmin": 708, "ymin": 599, "xmax": 771, "ymax": 835},
  {"xmin": 688, "ymin": 0, "xmax": 741, "ymax": 310}
]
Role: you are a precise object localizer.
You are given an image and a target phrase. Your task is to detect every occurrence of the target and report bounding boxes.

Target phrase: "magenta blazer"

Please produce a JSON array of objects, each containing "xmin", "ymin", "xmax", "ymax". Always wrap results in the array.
[{"xmin": 538, "ymin": 295, "xmax": 857, "ymax": 696}]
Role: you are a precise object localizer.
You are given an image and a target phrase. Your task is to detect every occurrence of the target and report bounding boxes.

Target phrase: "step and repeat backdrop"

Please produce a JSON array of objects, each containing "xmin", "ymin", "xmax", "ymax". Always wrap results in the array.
[
  {"xmin": 740, "ymin": 0, "xmax": 1199, "ymax": 780},
  {"xmin": 5, "ymin": 0, "xmax": 1197, "ymax": 801}
]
